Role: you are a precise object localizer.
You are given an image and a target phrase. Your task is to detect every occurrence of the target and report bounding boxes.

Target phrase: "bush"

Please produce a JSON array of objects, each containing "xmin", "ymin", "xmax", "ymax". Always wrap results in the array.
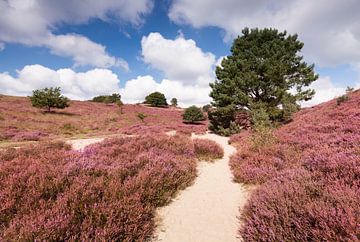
[
  {"xmin": 337, "ymin": 94, "xmax": 349, "ymax": 105},
  {"xmin": 182, "ymin": 105, "xmax": 206, "ymax": 124},
  {"xmin": 231, "ymin": 89, "xmax": 360, "ymax": 240},
  {"xmin": 208, "ymin": 105, "xmax": 236, "ymax": 133},
  {"xmin": 29, "ymin": 87, "xmax": 69, "ymax": 112},
  {"xmin": 241, "ymin": 170, "xmax": 360, "ymax": 241},
  {"xmin": 193, "ymin": 138, "xmax": 224, "ymax": 161},
  {"xmin": 137, "ymin": 112, "xmax": 147, "ymax": 122},
  {"xmin": 0, "ymin": 135, "xmax": 197, "ymax": 240},
  {"xmin": 91, "ymin": 93, "xmax": 122, "ymax": 104},
  {"xmin": 144, "ymin": 92, "xmax": 168, "ymax": 107}
]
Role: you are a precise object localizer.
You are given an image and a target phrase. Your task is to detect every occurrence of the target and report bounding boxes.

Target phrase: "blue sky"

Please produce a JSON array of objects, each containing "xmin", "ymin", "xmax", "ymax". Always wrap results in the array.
[{"xmin": 0, "ymin": 0, "xmax": 359, "ymax": 106}]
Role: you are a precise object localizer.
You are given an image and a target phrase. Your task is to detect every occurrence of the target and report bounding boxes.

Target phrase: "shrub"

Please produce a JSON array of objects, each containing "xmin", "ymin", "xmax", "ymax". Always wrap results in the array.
[
  {"xmin": 241, "ymin": 170, "xmax": 360, "ymax": 241},
  {"xmin": 29, "ymin": 87, "xmax": 70, "ymax": 112},
  {"xmin": 182, "ymin": 106, "xmax": 206, "ymax": 124},
  {"xmin": 144, "ymin": 92, "xmax": 168, "ymax": 107},
  {"xmin": 137, "ymin": 112, "xmax": 147, "ymax": 122},
  {"xmin": 337, "ymin": 94, "xmax": 349, "ymax": 105},
  {"xmin": 231, "ymin": 89, "xmax": 360, "ymax": 240},
  {"xmin": 0, "ymin": 135, "xmax": 197, "ymax": 240},
  {"xmin": 91, "ymin": 93, "xmax": 122, "ymax": 104},
  {"xmin": 193, "ymin": 138, "xmax": 224, "ymax": 161}
]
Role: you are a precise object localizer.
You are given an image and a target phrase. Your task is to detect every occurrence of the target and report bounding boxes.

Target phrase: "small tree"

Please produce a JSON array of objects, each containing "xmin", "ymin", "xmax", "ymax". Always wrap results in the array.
[
  {"xmin": 202, "ymin": 104, "xmax": 212, "ymax": 112},
  {"xmin": 144, "ymin": 92, "xmax": 168, "ymax": 107},
  {"xmin": 183, "ymin": 106, "xmax": 206, "ymax": 124},
  {"xmin": 171, "ymin": 97, "xmax": 178, "ymax": 107},
  {"xmin": 29, "ymin": 87, "xmax": 69, "ymax": 112}
]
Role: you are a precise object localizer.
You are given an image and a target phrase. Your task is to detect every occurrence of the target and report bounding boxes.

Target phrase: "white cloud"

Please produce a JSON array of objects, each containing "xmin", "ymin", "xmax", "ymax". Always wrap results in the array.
[
  {"xmin": 141, "ymin": 32, "xmax": 216, "ymax": 86},
  {"xmin": 0, "ymin": 42, "xmax": 4, "ymax": 51},
  {"xmin": 301, "ymin": 77, "xmax": 347, "ymax": 107},
  {"xmin": 0, "ymin": 65, "xmax": 211, "ymax": 106},
  {"xmin": 46, "ymin": 34, "xmax": 129, "ymax": 70},
  {"xmin": 0, "ymin": 65, "xmax": 121, "ymax": 100},
  {"xmin": 120, "ymin": 75, "xmax": 211, "ymax": 106},
  {"xmin": 169, "ymin": 0, "xmax": 360, "ymax": 67},
  {"xmin": 0, "ymin": 0, "xmax": 153, "ymax": 69}
]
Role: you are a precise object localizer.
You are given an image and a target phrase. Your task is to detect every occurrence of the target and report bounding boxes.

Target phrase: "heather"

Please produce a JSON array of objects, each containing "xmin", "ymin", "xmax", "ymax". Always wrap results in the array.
[
  {"xmin": 230, "ymin": 89, "xmax": 360, "ymax": 240},
  {"xmin": 193, "ymin": 138, "xmax": 224, "ymax": 161},
  {"xmin": 0, "ymin": 134, "xmax": 197, "ymax": 240},
  {"xmin": 0, "ymin": 95, "xmax": 207, "ymax": 143}
]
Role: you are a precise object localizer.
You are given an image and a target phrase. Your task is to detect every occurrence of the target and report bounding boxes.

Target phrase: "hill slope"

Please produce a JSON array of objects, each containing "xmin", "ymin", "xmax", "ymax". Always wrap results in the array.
[
  {"xmin": 0, "ymin": 95, "xmax": 207, "ymax": 143},
  {"xmin": 230, "ymin": 89, "xmax": 360, "ymax": 241}
]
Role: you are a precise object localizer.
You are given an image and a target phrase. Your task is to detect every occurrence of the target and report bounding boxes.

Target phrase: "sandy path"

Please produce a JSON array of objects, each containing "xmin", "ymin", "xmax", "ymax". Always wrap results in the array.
[
  {"xmin": 66, "ymin": 138, "xmax": 105, "ymax": 151},
  {"xmin": 153, "ymin": 133, "xmax": 250, "ymax": 242}
]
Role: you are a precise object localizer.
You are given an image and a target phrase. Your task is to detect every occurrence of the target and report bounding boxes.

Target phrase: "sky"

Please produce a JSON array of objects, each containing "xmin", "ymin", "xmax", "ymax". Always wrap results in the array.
[{"xmin": 0, "ymin": 0, "xmax": 360, "ymax": 107}]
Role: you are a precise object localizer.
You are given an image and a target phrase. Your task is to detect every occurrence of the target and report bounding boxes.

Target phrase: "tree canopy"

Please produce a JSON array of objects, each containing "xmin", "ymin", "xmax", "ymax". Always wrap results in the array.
[
  {"xmin": 209, "ymin": 28, "xmax": 318, "ymax": 134},
  {"xmin": 171, "ymin": 97, "xmax": 178, "ymax": 107},
  {"xmin": 144, "ymin": 92, "xmax": 168, "ymax": 107},
  {"xmin": 182, "ymin": 105, "xmax": 206, "ymax": 123},
  {"xmin": 29, "ymin": 87, "xmax": 70, "ymax": 112},
  {"xmin": 91, "ymin": 93, "xmax": 122, "ymax": 104}
]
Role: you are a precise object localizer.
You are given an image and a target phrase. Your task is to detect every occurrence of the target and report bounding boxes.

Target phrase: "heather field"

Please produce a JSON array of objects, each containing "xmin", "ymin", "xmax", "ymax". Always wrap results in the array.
[
  {"xmin": 0, "ymin": 134, "xmax": 221, "ymax": 240},
  {"xmin": 230, "ymin": 90, "xmax": 360, "ymax": 240},
  {"xmin": 0, "ymin": 95, "xmax": 207, "ymax": 145}
]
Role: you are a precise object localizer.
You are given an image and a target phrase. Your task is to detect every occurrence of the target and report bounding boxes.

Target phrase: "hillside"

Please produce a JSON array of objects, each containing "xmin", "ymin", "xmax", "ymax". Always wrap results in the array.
[
  {"xmin": 230, "ymin": 89, "xmax": 360, "ymax": 240},
  {"xmin": 0, "ymin": 95, "xmax": 207, "ymax": 144}
]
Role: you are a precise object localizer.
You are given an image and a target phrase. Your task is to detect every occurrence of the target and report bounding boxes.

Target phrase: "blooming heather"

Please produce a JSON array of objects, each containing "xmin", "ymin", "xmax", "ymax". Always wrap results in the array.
[
  {"xmin": 0, "ymin": 134, "xmax": 197, "ymax": 240},
  {"xmin": 230, "ymin": 89, "xmax": 360, "ymax": 240},
  {"xmin": 193, "ymin": 138, "xmax": 224, "ymax": 161},
  {"xmin": 0, "ymin": 95, "xmax": 207, "ymax": 142}
]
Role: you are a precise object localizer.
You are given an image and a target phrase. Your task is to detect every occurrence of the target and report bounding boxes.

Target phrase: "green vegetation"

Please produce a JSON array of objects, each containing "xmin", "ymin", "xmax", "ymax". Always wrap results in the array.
[
  {"xmin": 91, "ymin": 93, "xmax": 122, "ymax": 104},
  {"xmin": 137, "ymin": 112, "xmax": 147, "ymax": 122},
  {"xmin": 144, "ymin": 92, "xmax": 168, "ymax": 107},
  {"xmin": 182, "ymin": 105, "xmax": 206, "ymax": 123},
  {"xmin": 202, "ymin": 104, "xmax": 212, "ymax": 113},
  {"xmin": 29, "ymin": 87, "xmax": 69, "ymax": 112},
  {"xmin": 171, "ymin": 97, "xmax": 178, "ymax": 107},
  {"xmin": 209, "ymin": 27, "xmax": 318, "ymax": 134}
]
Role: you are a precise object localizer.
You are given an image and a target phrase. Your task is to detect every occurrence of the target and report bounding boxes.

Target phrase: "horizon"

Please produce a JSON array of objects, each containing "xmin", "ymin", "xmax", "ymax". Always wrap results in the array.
[{"xmin": 1, "ymin": 0, "xmax": 360, "ymax": 107}]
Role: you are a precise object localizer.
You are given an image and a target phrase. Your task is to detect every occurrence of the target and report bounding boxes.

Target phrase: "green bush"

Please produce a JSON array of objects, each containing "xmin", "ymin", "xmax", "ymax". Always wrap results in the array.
[
  {"xmin": 91, "ymin": 93, "xmax": 122, "ymax": 104},
  {"xmin": 182, "ymin": 106, "xmax": 206, "ymax": 124},
  {"xmin": 137, "ymin": 113, "xmax": 147, "ymax": 122},
  {"xmin": 29, "ymin": 87, "xmax": 69, "ymax": 112},
  {"xmin": 144, "ymin": 92, "xmax": 168, "ymax": 107},
  {"xmin": 337, "ymin": 94, "xmax": 349, "ymax": 105}
]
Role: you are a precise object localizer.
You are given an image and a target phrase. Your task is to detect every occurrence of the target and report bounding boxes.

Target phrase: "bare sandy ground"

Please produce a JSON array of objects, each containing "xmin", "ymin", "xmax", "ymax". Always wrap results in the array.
[
  {"xmin": 153, "ymin": 132, "xmax": 250, "ymax": 242},
  {"xmin": 66, "ymin": 138, "xmax": 105, "ymax": 151}
]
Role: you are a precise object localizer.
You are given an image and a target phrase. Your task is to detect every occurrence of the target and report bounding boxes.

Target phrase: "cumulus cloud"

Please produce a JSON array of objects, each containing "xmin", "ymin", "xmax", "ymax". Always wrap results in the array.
[
  {"xmin": 301, "ymin": 77, "xmax": 347, "ymax": 107},
  {"xmin": 0, "ymin": 65, "xmax": 121, "ymax": 100},
  {"xmin": 0, "ymin": 0, "xmax": 153, "ymax": 69},
  {"xmin": 46, "ymin": 34, "xmax": 129, "ymax": 70},
  {"xmin": 120, "ymin": 75, "xmax": 211, "ymax": 106},
  {"xmin": 141, "ymin": 32, "xmax": 216, "ymax": 86},
  {"xmin": 0, "ymin": 65, "xmax": 210, "ymax": 106},
  {"xmin": 169, "ymin": 0, "xmax": 360, "ymax": 67}
]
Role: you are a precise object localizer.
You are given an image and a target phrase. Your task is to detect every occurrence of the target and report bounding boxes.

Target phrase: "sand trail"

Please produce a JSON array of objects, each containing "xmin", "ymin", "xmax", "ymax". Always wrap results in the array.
[{"xmin": 153, "ymin": 132, "xmax": 250, "ymax": 242}]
